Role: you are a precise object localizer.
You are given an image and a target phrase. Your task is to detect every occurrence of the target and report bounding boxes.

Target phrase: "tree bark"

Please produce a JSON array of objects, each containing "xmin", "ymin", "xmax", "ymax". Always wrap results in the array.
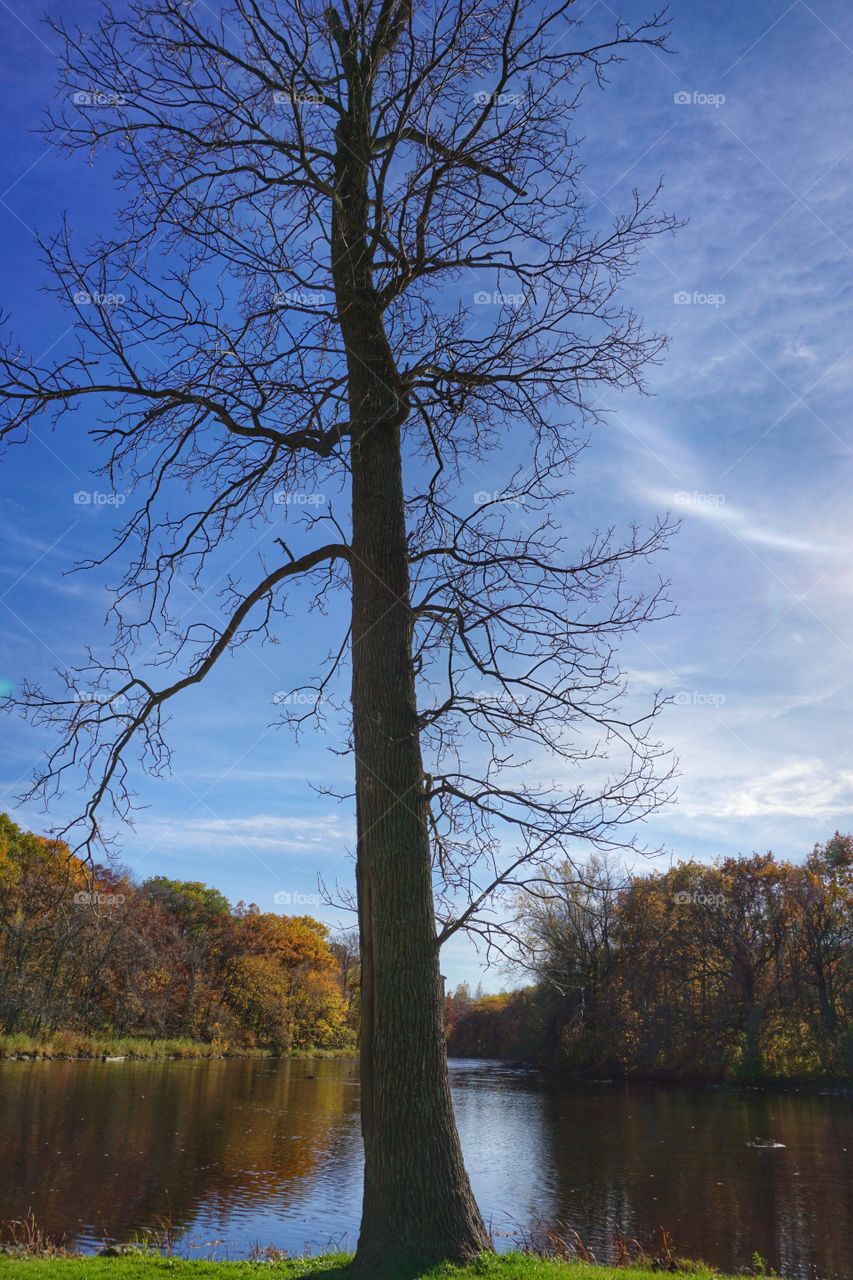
[
  {"xmin": 330, "ymin": 70, "xmax": 489, "ymax": 1274},
  {"xmin": 350, "ymin": 418, "xmax": 489, "ymax": 1271}
]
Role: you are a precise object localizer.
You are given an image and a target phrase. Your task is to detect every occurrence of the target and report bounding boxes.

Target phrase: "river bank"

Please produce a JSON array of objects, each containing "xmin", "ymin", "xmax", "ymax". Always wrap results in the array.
[
  {"xmin": 0, "ymin": 1033, "xmax": 357, "ymax": 1061},
  {"xmin": 0, "ymin": 1253, "xmax": 780, "ymax": 1280},
  {"xmin": 539, "ymin": 1063, "xmax": 852, "ymax": 1093},
  {"xmin": 477, "ymin": 1055, "xmax": 851, "ymax": 1093}
]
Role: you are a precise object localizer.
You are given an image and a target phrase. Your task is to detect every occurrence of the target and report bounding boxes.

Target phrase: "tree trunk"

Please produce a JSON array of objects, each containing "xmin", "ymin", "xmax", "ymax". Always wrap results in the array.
[
  {"xmin": 330, "ymin": 79, "xmax": 489, "ymax": 1275},
  {"xmin": 349, "ymin": 418, "xmax": 489, "ymax": 1271}
]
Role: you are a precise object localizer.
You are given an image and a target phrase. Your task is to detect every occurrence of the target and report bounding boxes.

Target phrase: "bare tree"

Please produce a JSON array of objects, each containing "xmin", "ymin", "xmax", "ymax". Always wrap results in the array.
[
  {"xmin": 1, "ymin": 0, "xmax": 677, "ymax": 1267},
  {"xmin": 509, "ymin": 854, "xmax": 625, "ymax": 1040}
]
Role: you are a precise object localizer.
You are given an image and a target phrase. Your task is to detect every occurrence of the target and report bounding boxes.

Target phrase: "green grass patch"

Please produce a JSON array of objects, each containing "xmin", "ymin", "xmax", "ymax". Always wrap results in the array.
[
  {"xmin": 0, "ymin": 1032, "xmax": 270, "ymax": 1060},
  {"xmin": 0, "ymin": 1252, "xmax": 777, "ymax": 1280},
  {"xmin": 0, "ymin": 1033, "xmax": 359, "ymax": 1061},
  {"xmin": 286, "ymin": 1048, "xmax": 358, "ymax": 1060}
]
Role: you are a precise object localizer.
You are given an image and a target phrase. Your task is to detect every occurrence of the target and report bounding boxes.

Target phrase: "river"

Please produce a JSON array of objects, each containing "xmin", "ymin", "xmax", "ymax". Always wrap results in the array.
[{"xmin": 0, "ymin": 1057, "xmax": 850, "ymax": 1277}]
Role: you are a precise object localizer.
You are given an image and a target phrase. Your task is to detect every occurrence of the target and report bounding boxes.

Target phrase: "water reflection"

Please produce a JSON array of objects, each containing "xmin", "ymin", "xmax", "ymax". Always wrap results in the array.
[
  {"xmin": 0, "ymin": 1057, "xmax": 849, "ymax": 1279},
  {"xmin": 1, "ymin": 1058, "xmax": 363, "ymax": 1251},
  {"xmin": 535, "ymin": 1081, "xmax": 853, "ymax": 1280}
]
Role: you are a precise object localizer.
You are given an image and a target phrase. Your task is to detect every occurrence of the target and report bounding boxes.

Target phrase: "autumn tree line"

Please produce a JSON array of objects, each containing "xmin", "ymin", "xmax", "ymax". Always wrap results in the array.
[
  {"xmin": 0, "ymin": 814, "xmax": 357, "ymax": 1051},
  {"xmin": 446, "ymin": 838, "xmax": 853, "ymax": 1082},
  {"xmin": 4, "ymin": 810, "xmax": 851, "ymax": 1079}
]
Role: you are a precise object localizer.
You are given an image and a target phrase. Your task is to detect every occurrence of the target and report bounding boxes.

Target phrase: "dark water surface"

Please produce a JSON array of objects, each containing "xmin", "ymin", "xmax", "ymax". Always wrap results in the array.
[{"xmin": 0, "ymin": 1056, "xmax": 850, "ymax": 1278}]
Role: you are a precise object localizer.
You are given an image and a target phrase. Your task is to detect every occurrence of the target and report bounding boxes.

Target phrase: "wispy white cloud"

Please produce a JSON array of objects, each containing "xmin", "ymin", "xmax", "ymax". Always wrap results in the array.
[
  {"xmin": 681, "ymin": 758, "xmax": 853, "ymax": 820},
  {"xmin": 650, "ymin": 487, "xmax": 838, "ymax": 556},
  {"xmin": 136, "ymin": 812, "xmax": 354, "ymax": 854}
]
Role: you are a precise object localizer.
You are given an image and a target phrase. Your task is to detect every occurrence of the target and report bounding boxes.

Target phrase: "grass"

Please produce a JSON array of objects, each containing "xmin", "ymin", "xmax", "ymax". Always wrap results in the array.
[
  {"xmin": 0, "ymin": 1033, "xmax": 358, "ymax": 1061},
  {"xmin": 0, "ymin": 1254, "xmax": 779, "ymax": 1280},
  {"xmin": 0, "ymin": 1032, "xmax": 273, "ymax": 1060},
  {"xmin": 286, "ymin": 1048, "xmax": 358, "ymax": 1060}
]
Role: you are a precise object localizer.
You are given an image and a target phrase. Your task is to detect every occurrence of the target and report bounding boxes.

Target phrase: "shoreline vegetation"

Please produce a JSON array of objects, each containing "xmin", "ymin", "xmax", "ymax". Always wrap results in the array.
[
  {"xmin": 1, "ymin": 1033, "xmax": 848, "ymax": 1090},
  {"xmin": 0, "ymin": 1032, "xmax": 357, "ymax": 1061},
  {"xmin": 0, "ymin": 1253, "xmax": 781, "ymax": 1280},
  {"xmin": 0, "ymin": 1213, "xmax": 784, "ymax": 1277}
]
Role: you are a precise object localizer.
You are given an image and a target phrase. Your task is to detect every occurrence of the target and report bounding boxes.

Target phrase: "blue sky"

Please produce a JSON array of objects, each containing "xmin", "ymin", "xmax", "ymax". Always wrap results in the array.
[{"xmin": 2, "ymin": 0, "xmax": 853, "ymax": 989}]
